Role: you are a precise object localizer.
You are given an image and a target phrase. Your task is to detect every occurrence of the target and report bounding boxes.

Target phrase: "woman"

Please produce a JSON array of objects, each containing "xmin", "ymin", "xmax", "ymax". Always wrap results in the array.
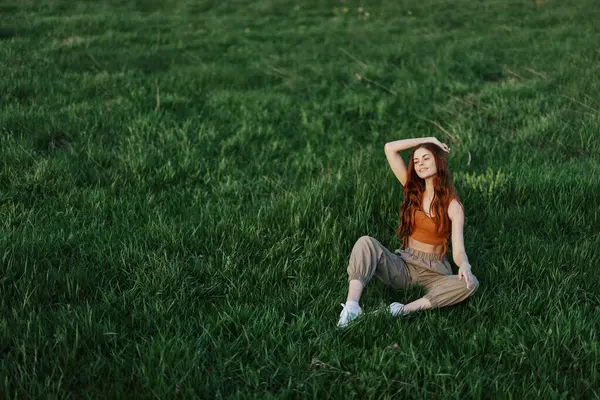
[{"xmin": 337, "ymin": 136, "xmax": 479, "ymax": 328}]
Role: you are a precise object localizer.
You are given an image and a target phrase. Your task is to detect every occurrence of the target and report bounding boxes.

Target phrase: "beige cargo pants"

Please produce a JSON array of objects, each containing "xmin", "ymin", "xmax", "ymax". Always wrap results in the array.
[{"xmin": 347, "ymin": 236, "xmax": 478, "ymax": 308}]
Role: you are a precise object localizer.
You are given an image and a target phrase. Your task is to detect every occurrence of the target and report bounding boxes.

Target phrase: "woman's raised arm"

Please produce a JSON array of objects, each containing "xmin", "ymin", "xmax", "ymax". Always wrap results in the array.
[{"xmin": 384, "ymin": 137, "xmax": 437, "ymax": 186}]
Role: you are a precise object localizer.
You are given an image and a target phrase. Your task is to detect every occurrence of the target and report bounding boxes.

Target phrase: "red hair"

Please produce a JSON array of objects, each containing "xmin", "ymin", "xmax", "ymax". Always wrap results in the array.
[{"xmin": 396, "ymin": 143, "xmax": 462, "ymax": 248}]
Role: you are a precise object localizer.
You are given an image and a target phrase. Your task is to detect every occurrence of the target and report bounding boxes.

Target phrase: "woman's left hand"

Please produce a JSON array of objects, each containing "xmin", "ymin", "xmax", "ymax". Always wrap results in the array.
[{"xmin": 458, "ymin": 264, "xmax": 477, "ymax": 290}]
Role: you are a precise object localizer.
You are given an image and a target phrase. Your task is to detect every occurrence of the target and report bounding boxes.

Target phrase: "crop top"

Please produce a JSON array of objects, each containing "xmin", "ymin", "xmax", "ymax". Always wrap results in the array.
[{"xmin": 410, "ymin": 209, "xmax": 450, "ymax": 256}]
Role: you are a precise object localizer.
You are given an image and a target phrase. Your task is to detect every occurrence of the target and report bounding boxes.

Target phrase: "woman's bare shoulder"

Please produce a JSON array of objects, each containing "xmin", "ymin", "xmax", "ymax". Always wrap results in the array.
[{"xmin": 447, "ymin": 198, "xmax": 464, "ymax": 220}]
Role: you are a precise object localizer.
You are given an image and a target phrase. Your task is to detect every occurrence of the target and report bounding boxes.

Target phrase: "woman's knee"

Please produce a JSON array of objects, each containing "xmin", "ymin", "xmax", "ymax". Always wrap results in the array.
[
  {"xmin": 426, "ymin": 276, "xmax": 479, "ymax": 308},
  {"xmin": 458, "ymin": 273, "xmax": 479, "ymax": 295},
  {"xmin": 355, "ymin": 235, "xmax": 375, "ymax": 247},
  {"xmin": 347, "ymin": 236, "xmax": 379, "ymax": 283},
  {"xmin": 466, "ymin": 275, "xmax": 480, "ymax": 296},
  {"xmin": 350, "ymin": 236, "xmax": 377, "ymax": 256}
]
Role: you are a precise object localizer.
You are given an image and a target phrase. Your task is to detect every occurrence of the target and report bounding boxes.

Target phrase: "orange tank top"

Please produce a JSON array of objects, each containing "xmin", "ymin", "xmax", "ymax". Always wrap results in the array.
[{"xmin": 410, "ymin": 209, "xmax": 449, "ymax": 256}]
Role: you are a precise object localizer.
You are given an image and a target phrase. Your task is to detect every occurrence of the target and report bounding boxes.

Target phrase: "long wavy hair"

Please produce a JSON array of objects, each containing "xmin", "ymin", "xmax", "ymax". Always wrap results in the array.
[{"xmin": 396, "ymin": 143, "xmax": 462, "ymax": 248}]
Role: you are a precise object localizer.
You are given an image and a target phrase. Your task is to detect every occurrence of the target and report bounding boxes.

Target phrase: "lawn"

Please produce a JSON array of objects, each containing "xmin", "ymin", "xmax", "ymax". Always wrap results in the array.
[{"xmin": 1, "ymin": 0, "xmax": 600, "ymax": 398}]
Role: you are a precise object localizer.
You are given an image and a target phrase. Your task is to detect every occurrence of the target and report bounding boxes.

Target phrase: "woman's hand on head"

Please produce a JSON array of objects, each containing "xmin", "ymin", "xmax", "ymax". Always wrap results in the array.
[
  {"xmin": 458, "ymin": 263, "xmax": 477, "ymax": 289},
  {"xmin": 430, "ymin": 137, "xmax": 450, "ymax": 153}
]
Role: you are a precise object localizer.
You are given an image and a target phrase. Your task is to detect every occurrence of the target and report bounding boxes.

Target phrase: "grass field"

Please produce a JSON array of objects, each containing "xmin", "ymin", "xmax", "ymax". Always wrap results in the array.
[{"xmin": 2, "ymin": 0, "xmax": 600, "ymax": 398}]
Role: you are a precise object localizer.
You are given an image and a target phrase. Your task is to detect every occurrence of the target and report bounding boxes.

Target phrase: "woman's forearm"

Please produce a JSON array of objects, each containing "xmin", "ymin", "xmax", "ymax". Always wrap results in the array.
[
  {"xmin": 453, "ymin": 252, "xmax": 470, "ymax": 269},
  {"xmin": 384, "ymin": 137, "xmax": 434, "ymax": 153}
]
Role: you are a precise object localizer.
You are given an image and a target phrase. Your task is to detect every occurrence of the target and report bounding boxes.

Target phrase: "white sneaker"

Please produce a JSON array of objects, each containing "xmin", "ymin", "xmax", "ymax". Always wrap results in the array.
[
  {"xmin": 389, "ymin": 302, "xmax": 406, "ymax": 316},
  {"xmin": 337, "ymin": 303, "xmax": 362, "ymax": 328}
]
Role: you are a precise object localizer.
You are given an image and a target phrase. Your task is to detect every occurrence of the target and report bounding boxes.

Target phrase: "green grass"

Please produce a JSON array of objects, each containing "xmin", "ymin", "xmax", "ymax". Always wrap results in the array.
[{"xmin": 2, "ymin": 0, "xmax": 600, "ymax": 398}]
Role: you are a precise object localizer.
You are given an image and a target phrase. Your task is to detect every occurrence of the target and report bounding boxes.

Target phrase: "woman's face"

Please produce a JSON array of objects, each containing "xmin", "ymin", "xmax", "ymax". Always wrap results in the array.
[{"xmin": 413, "ymin": 148, "xmax": 437, "ymax": 179}]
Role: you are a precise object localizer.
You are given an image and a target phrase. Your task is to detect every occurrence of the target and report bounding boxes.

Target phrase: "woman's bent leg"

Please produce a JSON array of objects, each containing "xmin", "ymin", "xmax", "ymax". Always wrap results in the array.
[
  {"xmin": 422, "ymin": 275, "xmax": 479, "ymax": 308},
  {"xmin": 418, "ymin": 260, "xmax": 479, "ymax": 309},
  {"xmin": 339, "ymin": 236, "xmax": 410, "ymax": 327},
  {"xmin": 345, "ymin": 236, "xmax": 410, "ymax": 301},
  {"xmin": 393, "ymin": 251, "xmax": 477, "ymax": 315}
]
